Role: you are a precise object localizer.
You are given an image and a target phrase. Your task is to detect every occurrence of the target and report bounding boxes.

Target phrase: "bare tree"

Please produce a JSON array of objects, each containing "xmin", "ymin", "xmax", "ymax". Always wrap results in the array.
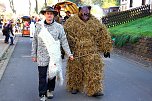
[
  {"xmin": 68, "ymin": 0, "xmax": 82, "ymax": 5},
  {"xmin": 35, "ymin": 0, "xmax": 38, "ymax": 14},
  {"xmin": 29, "ymin": 0, "xmax": 31, "ymax": 15},
  {"xmin": 47, "ymin": 0, "xmax": 54, "ymax": 6},
  {"xmin": 45, "ymin": 0, "xmax": 47, "ymax": 7},
  {"xmin": 9, "ymin": 0, "xmax": 16, "ymax": 14}
]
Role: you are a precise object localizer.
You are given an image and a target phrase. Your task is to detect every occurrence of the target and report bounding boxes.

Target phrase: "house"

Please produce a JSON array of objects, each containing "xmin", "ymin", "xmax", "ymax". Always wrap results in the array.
[{"xmin": 120, "ymin": 0, "xmax": 152, "ymax": 11}]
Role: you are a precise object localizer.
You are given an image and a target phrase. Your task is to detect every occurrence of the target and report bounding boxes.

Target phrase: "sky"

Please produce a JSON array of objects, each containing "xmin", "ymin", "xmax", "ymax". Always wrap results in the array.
[
  {"xmin": 1, "ymin": 0, "xmax": 34, "ymax": 15},
  {"xmin": 1, "ymin": 0, "xmax": 105, "ymax": 19},
  {"xmin": 0, "ymin": 0, "xmax": 59, "ymax": 15}
]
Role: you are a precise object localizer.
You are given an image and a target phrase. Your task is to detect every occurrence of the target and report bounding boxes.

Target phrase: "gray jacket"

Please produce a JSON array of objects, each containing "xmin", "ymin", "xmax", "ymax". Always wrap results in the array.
[{"xmin": 31, "ymin": 20, "xmax": 72, "ymax": 66}]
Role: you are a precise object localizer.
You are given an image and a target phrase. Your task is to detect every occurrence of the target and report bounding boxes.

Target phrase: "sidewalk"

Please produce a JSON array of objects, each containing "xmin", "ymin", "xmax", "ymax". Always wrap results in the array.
[
  {"xmin": 0, "ymin": 29, "xmax": 10, "ymax": 60},
  {"xmin": 0, "ymin": 29, "xmax": 10, "ymax": 80},
  {"xmin": 0, "ymin": 29, "xmax": 18, "ymax": 80}
]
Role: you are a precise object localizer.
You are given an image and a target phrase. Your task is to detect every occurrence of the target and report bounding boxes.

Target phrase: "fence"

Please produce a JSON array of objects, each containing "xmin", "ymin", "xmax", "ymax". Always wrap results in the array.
[{"xmin": 102, "ymin": 4, "xmax": 151, "ymax": 28}]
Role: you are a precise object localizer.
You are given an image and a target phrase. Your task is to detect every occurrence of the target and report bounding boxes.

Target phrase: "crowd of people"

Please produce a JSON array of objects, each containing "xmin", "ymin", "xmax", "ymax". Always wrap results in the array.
[{"xmin": 1, "ymin": 15, "xmax": 40, "ymax": 44}]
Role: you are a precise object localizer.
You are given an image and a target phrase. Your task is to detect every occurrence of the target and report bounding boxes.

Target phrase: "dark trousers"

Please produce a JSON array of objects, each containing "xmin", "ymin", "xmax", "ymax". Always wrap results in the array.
[
  {"xmin": 38, "ymin": 66, "xmax": 56, "ymax": 97},
  {"xmin": 10, "ymin": 37, "xmax": 14, "ymax": 44},
  {"xmin": 4, "ymin": 34, "xmax": 9, "ymax": 43}
]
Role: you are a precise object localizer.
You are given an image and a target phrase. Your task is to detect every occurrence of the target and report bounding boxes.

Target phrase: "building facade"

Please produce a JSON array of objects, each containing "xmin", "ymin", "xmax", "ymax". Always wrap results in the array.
[{"xmin": 120, "ymin": 0, "xmax": 152, "ymax": 11}]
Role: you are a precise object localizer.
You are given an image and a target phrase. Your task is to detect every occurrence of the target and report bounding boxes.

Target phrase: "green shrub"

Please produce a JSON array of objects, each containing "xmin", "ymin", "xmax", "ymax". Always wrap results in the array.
[
  {"xmin": 111, "ymin": 34, "xmax": 140, "ymax": 47},
  {"xmin": 129, "ymin": 35, "xmax": 140, "ymax": 44},
  {"xmin": 109, "ymin": 16, "xmax": 152, "ymax": 47}
]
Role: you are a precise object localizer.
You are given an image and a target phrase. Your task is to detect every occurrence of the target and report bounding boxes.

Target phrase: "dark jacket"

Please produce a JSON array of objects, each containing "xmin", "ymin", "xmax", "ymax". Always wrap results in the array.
[{"xmin": 2, "ymin": 23, "xmax": 14, "ymax": 36}]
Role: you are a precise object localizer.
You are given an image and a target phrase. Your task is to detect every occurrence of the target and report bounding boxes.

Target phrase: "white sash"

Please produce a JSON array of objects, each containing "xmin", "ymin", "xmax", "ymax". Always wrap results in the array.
[{"xmin": 38, "ymin": 24, "xmax": 63, "ymax": 85}]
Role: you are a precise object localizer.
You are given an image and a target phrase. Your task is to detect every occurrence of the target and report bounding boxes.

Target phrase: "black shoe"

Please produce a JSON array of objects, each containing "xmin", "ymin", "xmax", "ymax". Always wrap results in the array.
[
  {"xmin": 10, "ymin": 44, "xmax": 14, "ymax": 45},
  {"xmin": 4, "ymin": 42, "xmax": 9, "ymax": 44},
  {"xmin": 71, "ymin": 89, "xmax": 78, "ymax": 94},
  {"xmin": 92, "ymin": 92, "xmax": 104, "ymax": 97}
]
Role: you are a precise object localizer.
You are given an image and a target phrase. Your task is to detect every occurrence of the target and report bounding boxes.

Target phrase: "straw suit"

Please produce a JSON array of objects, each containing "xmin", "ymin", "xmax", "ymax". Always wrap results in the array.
[{"xmin": 64, "ymin": 6, "xmax": 112, "ymax": 96}]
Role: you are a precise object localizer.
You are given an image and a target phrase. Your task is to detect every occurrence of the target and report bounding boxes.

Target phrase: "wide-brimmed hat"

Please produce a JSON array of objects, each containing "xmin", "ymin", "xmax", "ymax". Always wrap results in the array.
[{"xmin": 40, "ymin": 6, "xmax": 58, "ymax": 16}]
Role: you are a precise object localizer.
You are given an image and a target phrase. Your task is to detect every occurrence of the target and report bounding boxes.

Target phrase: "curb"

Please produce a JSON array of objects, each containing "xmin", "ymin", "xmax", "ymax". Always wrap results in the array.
[
  {"xmin": 0, "ymin": 36, "xmax": 16, "ymax": 60},
  {"xmin": 0, "ymin": 36, "xmax": 18, "ymax": 81},
  {"xmin": 0, "ymin": 44, "xmax": 10, "ymax": 61}
]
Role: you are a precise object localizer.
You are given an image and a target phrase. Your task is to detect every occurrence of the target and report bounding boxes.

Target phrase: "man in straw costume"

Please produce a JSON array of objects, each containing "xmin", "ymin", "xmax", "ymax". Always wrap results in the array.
[
  {"xmin": 31, "ymin": 6, "xmax": 73, "ymax": 100},
  {"xmin": 64, "ymin": 6, "xmax": 112, "ymax": 97}
]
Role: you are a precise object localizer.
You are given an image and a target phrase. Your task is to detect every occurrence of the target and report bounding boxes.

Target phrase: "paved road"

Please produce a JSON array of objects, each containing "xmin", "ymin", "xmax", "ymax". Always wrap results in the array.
[{"xmin": 0, "ymin": 36, "xmax": 152, "ymax": 101}]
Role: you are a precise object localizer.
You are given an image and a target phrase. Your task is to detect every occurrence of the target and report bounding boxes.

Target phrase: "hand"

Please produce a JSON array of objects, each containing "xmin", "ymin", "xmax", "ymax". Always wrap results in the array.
[
  {"xmin": 69, "ymin": 55, "xmax": 74, "ymax": 61},
  {"xmin": 32, "ymin": 57, "xmax": 37, "ymax": 62},
  {"xmin": 104, "ymin": 52, "xmax": 110, "ymax": 58}
]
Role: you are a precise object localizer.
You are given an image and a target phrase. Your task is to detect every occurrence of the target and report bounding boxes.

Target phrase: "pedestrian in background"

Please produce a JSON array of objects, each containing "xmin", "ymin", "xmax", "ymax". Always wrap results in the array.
[
  {"xmin": 2, "ymin": 20, "xmax": 14, "ymax": 45},
  {"xmin": 64, "ymin": 11, "xmax": 71, "ymax": 22},
  {"xmin": 31, "ymin": 6, "xmax": 73, "ymax": 101},
  {"xmin": 30, "ymin": 20, "xmax": 35, "ymax": 38},
  {"xmin": 9, "ymin": 20, "xmax": 14, "ymax": 45},
  {"xmin": 54, "ymin": 5, "xmax": 62, "ymax": 24},
  {"xmin": 2, "ymin": 22, "xmax": 9, "ymax": 43}
]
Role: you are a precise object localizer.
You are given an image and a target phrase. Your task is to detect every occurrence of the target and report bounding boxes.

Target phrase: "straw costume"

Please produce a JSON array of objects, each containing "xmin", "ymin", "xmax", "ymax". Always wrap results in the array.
[{"xmin": 64, "ymin": 6, "xmax": 112, "ymax": 96}]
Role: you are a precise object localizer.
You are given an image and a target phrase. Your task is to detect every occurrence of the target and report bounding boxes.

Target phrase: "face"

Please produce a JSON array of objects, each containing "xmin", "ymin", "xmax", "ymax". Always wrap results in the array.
[
  {"xmin": 78, "ymin": 6, "xmax": 91, "ymax": 22},
  {"xmin": 44, "ymin": 11, "xmax": 54, "ymax": 23}
]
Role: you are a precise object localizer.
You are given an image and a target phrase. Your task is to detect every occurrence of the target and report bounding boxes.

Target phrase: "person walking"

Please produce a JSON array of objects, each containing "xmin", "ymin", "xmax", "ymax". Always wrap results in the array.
[
  {"xmin": 64, "ymin": 6, "xmax": 112, "ymax": 97},
  {"xmin": 31, "ymin": 6, "xmax": 73, "ymax": 101},
  {"xmin": 2, "ymin": 22, "xmax": 9, "ymax": 43},
  {"xmin": 2, "ymin": 21, "xmax": 14, "ymax": 45},
  {"xmin": 9, "ymin": 20, "xmax": 14, "ymax": 45}
]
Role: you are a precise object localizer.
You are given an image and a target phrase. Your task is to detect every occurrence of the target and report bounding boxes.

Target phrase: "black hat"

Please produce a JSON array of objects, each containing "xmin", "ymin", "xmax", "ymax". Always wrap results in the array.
[{"xmin": 40, "ymin": 6, "xmax": 58, "ymax": 16}]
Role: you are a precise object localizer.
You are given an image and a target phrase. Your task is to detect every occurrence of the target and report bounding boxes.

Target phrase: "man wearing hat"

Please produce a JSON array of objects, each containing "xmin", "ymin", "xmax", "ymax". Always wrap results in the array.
[{"xmin": 31, "ymin": 6, "xmax": 73, "ymax": 100}]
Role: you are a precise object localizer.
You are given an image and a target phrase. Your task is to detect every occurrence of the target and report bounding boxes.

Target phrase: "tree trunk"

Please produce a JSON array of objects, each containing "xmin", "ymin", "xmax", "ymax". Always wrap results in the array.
[
  {"xmin": 45, "ymin": 0, "xmax": 47, "ymax": 7},
  {"xmin": 35, "ymin": 0, "xmax": 38, "ymax": 14},
  {"xmin": 9, "ymin": 0, "xmax": 16, "ymax": 14},
  {"xmin": 29, "ymin": 0, "xmax": 31, "ymax": 15}
]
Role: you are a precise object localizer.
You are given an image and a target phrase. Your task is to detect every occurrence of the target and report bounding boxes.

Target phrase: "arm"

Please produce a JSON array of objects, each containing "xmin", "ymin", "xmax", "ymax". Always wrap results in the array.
[
  {"xmin": 9, "ymin": 24, "xmax": 14, "ymax": 36},
  {"xmin": 96, "ymin": 24, "xmax": 113, "ymax": 58},
  {"xmin": 31, "ymin": 23, "xmax": 39, "ymax": 61},
  {"xmin": 59, "ymin": 26, "xmax": 73, "ymax": 58}
]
